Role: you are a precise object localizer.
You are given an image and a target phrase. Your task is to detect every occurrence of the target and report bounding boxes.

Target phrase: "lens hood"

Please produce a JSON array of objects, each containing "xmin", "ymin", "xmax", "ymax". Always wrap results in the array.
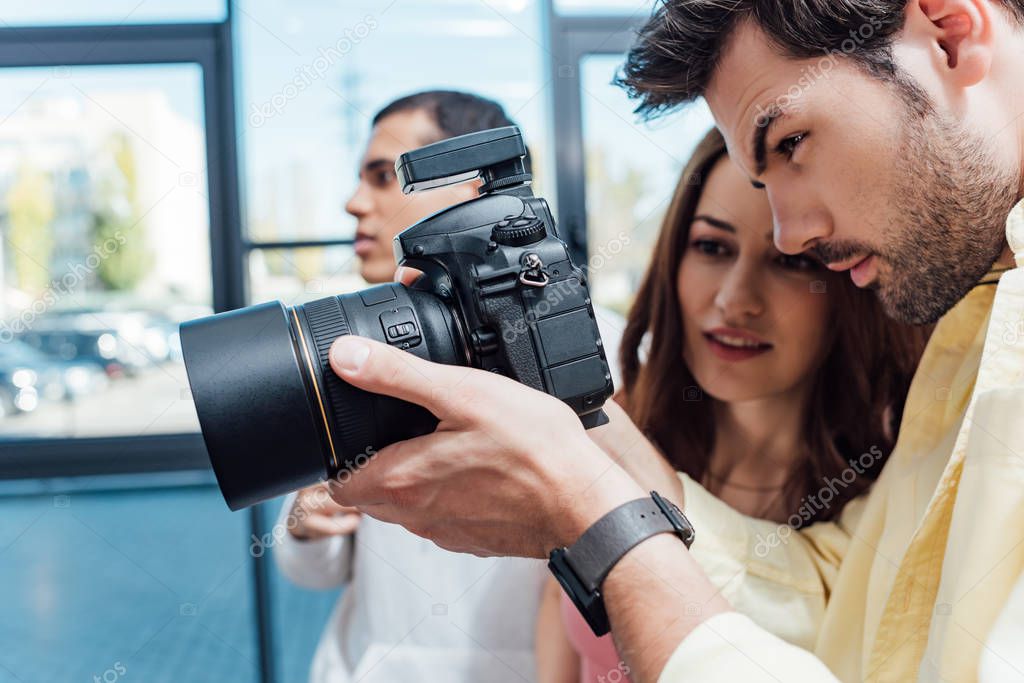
[{"xmin": 181, "ymin": 301, "xmax": 328, "ymax": 510}]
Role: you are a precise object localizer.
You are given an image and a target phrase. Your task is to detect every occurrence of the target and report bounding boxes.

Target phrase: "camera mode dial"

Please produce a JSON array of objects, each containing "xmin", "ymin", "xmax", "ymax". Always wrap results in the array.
[{"xmin": 491, "ymin": 215, "xmax": 546, "ymax": 247}]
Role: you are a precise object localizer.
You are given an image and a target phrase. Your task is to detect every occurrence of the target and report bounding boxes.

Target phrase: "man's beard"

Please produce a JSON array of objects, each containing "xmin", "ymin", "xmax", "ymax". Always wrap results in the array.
[{"xmin": 816, "ymin": 104, "xmax": 1016, "ymax": 325}]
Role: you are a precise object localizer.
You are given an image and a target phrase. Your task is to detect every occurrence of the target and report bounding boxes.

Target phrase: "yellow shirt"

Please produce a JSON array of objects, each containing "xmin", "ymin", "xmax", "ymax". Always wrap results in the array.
[{"xmin": 661, "ymin": 202, "xmax": 1024, "ymax": 682}]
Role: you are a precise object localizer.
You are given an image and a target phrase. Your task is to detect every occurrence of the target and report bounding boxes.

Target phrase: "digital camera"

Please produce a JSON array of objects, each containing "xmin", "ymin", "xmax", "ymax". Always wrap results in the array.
[{"xmin": 180, "ymin": 126, "xmax": 613, "ymax": 510}]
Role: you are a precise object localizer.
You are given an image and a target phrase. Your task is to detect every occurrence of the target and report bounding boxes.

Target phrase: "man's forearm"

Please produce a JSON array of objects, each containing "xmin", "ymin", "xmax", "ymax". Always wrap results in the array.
[
  {"xmin": 602, "ymin": 534, "xmax": 731, "ymax": 683},
  {"xmin": 613, "ymin": 438, "xmax": 685, "ymax": 509}
]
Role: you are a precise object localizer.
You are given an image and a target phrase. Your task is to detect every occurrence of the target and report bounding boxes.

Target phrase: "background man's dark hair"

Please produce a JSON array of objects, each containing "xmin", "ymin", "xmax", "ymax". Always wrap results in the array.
[
  {"xmin": 372, "ymin": 89, "xmax": 531, "ymax": 172},
  {"xmin": 618, "ymin": 0, "xmax": 1024, "ymax": 118}
]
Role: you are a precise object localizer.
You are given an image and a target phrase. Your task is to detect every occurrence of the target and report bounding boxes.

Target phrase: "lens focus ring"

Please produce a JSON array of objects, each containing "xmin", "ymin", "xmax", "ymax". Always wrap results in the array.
[{"xmin": 300, "ymin": 296, "xmax": 375, "ymax": 469}]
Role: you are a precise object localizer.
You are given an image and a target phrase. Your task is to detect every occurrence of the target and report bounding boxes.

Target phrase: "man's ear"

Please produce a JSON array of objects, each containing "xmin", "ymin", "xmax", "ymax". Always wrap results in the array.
[{"xmin": 903, "ymin": 0, "xmax": 994, "ymax": 87}]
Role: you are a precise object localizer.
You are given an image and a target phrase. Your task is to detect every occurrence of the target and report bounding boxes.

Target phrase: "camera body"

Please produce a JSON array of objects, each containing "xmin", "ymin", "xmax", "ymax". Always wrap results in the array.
[{"xmin": 393, "ymin": 126, "xmax": 612, "ymax": 426}]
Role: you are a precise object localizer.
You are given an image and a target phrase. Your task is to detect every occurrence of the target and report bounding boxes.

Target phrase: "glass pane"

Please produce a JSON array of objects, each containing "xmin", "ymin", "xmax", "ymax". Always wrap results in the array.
[
  {"xmin": 0, "ymin": 483, "xmax": 257, "ymax": 682},
  {"xmin": 248, "ymin": 245, "xmax": 362, "ymax": 306},
  {"xmin": 0, "ymin": 64, "xmax": 212, "ymax": 438},
  {"xmin": 579, "ymin": 53, "xmax": 714, "ymax": 314},
  {"xmin": 237, "ymin": 0, "xmax": 549, "ymax": 243},
  {"xmin": 0, "ymin": 0, "xmax": 226, "ymax": 26},
  {"xmin": 554, "ymin": 0, "xmax": 655, "ymax": 15}
]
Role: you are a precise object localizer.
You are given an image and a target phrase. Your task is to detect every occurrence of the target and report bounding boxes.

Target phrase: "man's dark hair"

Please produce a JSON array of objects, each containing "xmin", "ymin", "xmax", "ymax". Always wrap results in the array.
[
  {"xmin": 373, "ymin": 90, "xmax": 517, "ymax": 140},
  {"xmin": 618, "ymin": 0, "xmax": 1024, "ymax": 118},
  {"xmin": 372, "ymin": 89, "xmax": 530, "ymax": 171}
]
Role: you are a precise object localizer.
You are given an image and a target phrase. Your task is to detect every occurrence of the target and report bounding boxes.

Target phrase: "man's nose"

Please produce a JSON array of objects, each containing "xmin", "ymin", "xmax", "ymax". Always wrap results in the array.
[
  {"xmin": 345, "ymin": 183, "xmax": 373, "ymax": 218},
  {"xmin": 769, "ymin": 192, "xmax": 832, "ymax": 255}
]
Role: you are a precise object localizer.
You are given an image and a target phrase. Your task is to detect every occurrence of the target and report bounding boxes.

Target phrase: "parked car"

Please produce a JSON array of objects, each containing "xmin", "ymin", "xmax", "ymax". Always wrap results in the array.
[
  {"xmin": 0, "ymin": 340, "xmax": 106, "ymax": 417},
  {"xmin": 18, "ymin": 311, "xmax": 156, "ymax": 378}
]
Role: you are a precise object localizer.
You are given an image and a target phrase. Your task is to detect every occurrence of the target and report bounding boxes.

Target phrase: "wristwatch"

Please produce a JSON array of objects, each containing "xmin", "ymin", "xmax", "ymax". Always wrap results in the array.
[{"xmin": 548, "ymin": 491, "xmax": 695, "ymax": 636}]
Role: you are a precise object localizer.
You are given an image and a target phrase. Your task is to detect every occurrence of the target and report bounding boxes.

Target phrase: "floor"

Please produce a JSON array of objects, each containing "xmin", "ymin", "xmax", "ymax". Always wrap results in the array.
[{"xmin": 0, "ymin": 483, "xmax": 337, "ymax": 683}]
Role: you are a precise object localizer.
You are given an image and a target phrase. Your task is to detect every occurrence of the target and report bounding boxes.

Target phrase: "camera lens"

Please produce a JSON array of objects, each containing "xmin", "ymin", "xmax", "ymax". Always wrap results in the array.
[{"xmin": 180, "ymin": 283, "xmax": 464, "ymax": 510}]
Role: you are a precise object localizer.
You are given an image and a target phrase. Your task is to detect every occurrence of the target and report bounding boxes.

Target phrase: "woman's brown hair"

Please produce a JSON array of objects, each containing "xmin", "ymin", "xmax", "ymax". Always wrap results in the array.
[{"xmin": 617, "ymin": 127, "xmax": 931, "ymax": 524}]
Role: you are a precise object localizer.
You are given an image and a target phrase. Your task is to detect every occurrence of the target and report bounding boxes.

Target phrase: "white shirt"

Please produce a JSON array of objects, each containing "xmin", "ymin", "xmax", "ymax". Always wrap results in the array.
[{"xmin": 275, "ymin": 498, "xmax": 546, "ymax": 683}]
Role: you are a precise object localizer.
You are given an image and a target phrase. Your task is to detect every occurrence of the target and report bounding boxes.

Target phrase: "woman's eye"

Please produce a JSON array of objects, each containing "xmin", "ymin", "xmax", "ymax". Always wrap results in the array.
[
  {"xmin": 777, "ymin": 253, "xmax": 820, "ymax": 271},
  {"xmin": 775, "ymin": 133, "xmax": 807, "ymax": 160},
  {"xmin": 691, "ymin": 239, "xmax": 730, "ymax": 257}
]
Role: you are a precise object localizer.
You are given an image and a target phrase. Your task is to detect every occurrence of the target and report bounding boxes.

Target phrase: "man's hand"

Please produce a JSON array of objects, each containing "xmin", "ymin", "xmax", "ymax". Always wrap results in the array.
[
  {"xmin": 287, "ymin": 483, "xmax": 360, "ymax": 541},
  {"xmin": 323, "ymin": 335, "xmax": 733, "ymax": 681},
  {"xmin": 324, "ymin": 335, "xmax": 645, "ymax": 558}
]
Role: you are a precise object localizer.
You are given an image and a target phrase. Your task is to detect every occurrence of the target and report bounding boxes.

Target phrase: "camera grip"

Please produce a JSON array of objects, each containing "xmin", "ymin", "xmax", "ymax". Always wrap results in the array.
[{"xmin": 480, "ymin": 290, "xmax": 545, "ymax": 391}]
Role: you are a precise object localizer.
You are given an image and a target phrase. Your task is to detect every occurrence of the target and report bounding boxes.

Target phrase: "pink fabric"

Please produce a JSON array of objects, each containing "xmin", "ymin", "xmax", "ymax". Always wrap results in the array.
[{"xmin": 559, "ymin": 592, "xmax": 633, "ymax": 683}]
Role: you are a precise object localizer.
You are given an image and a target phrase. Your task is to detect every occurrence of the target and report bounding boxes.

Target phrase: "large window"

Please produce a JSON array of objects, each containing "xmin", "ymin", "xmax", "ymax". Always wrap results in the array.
[
  {"xmin": 578, "ymin": 54, "xmax": 713, "ymax": 313},
  {"xmin": 0, "ymin": 64, "xmax": 211, "ymax": 438},
  {"xmin": 545, "ymin": 9, "xmax": 715, "ymax": 315}
]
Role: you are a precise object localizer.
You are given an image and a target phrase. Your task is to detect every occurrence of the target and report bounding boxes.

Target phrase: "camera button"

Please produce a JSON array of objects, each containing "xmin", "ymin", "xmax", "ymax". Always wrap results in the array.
[{"xmin": 379, "ymin": 307, "xmax": 422, "ymax": 349}]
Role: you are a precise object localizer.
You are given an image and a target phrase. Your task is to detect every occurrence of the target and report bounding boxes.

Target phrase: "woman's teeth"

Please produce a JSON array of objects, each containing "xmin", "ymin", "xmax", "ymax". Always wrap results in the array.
[{"xmin": 710, "ymin": 333, "xmax": 766, "ymax": 349}]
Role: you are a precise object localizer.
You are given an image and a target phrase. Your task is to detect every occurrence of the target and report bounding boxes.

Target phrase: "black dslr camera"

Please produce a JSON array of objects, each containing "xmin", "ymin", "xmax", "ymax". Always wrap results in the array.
[{"xmin": 180, "ymin": 126, "xmax": 613, "ymax": 510}]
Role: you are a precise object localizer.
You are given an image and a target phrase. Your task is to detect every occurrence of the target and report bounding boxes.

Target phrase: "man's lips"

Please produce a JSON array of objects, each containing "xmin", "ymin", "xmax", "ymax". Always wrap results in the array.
[
  {"xmin": 825, "ymin": 253, "xmax": 878, "ymax": 288},
  {"xmin": 824, "ymin": 253, "xmax": 869, "ymax": 272},
  {"xmin": 354, "ymin": 233, "xmax": 375, "ymax": 256}
]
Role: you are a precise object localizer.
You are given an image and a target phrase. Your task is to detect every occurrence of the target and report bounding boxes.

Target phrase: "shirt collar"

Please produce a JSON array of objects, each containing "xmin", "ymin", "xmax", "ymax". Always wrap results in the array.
[{"xmin": 1006, "ymin": 198, "xmax": 1024, "ymax": 269}]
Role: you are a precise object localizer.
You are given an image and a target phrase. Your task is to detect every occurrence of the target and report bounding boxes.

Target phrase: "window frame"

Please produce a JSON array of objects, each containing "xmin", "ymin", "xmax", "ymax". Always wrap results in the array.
[
  {"xmin": 0, "ymin": 20, "xmax": 245, "ymax": 474},
  {"xmin": 543, "ymin": 4, "xmax": 646, "ymax": 267},
  {"xmin": 0, "ymin": 17, "xmax": 279, "ymax": 683}
]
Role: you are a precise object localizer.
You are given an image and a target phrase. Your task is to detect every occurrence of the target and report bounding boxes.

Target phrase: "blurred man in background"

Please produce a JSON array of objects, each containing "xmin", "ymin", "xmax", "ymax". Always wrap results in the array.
[{"xmin": 275, "ymin": 89, "xmax": 621, "ymax": 683}]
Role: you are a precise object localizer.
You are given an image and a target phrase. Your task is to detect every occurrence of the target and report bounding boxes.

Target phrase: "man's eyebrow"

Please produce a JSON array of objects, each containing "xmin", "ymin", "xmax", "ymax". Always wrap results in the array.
[
  {"xmin": 693, "ymin": 214, "xmax": 736, "ymax": 233},
  {"xmin": 751, "ymin": 106, "xmax": 785, "ymax": 177},
  {"xmin": 361, "ymin": 158, "xmax": 395, "ymax": 173}
]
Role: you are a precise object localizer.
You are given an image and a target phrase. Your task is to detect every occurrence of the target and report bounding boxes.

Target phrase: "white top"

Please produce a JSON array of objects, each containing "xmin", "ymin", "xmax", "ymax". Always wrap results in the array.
[
  {"xmin": 275, "ymin": 499, "xmax": 547, "ymax": 683},
  {"xmin": 274, "ymin": 310, "xmax": 624, "ymax": 683}
]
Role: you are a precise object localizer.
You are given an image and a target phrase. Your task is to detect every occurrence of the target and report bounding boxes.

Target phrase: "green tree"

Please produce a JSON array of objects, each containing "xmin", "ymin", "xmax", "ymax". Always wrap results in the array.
[
  {"xmin": 6, "ymin": 166, "xmax": 56, "ymax": 294},
  {"xmin": 92, "ymin": 133, "xmax": 152, "ymax": 291}
]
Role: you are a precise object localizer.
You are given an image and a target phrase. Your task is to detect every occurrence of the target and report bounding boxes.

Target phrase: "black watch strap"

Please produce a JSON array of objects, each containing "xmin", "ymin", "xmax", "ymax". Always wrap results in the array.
[{"xmin": 564, "ymin": 492, "xmax": 694, "ymax": 593}]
